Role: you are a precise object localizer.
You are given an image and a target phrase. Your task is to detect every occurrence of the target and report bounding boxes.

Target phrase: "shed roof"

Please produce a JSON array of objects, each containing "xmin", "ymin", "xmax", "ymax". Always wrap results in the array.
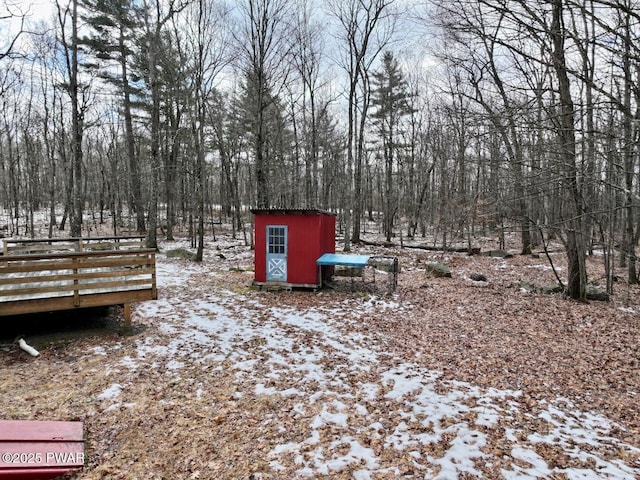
[
  {"xmin": 316, "ymin": 253, "xmax": 370, "ymax": 268},
  {"xmin": 250, "ymin": 208, "xmax": 336, "ymax": 216}
]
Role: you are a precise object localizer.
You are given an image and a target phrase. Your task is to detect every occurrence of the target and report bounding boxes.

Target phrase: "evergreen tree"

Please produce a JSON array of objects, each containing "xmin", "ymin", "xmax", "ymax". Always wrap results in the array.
[
  {"xmin": 371, "ymin": 51, "xmax": 414, "ymax": 242},
  {"xmin": 239, "ymin": 69, "xmax": 292, "ymax": 207},
  {"xmin": 81, "ymin": 0, "xmax": 146, "ymax": 232}
]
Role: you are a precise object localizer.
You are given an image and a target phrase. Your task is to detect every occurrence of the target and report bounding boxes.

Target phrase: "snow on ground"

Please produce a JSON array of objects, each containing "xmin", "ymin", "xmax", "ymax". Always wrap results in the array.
[{"xmin": 117, "ymin": 258, "xmax": 640, "ymax": 479}]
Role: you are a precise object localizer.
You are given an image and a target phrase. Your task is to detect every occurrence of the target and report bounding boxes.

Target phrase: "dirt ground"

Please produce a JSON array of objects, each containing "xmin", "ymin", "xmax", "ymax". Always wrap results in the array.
[{"xmin": 1, "ymin": 232, "xmax": 639, "ymax": 479}]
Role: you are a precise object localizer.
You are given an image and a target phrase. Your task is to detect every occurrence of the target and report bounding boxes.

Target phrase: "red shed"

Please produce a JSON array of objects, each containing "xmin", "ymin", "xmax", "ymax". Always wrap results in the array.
[{"xmin": 251, "ymin": 209, "xmax": 336, "ymax": 288}]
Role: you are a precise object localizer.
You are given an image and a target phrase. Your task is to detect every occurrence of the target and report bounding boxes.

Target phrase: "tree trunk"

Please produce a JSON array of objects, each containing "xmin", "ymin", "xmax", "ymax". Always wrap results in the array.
[
  {"xmin": 120, "ymin": 25, "xmax": 145, "ymax": 233},
  {"xmin": 70, "ymin": 0, "xmax": 83, "ymax": 237},
  {"xmin": 551, "ymin": 0, "xmax": 586, "ymax": 300},
  {"xmin": 620, "ymin": 7, "xmax": 638, "ymax": 284},
  {"xmin": 146, "ymin": 18, "xmax": 160, "ymax": 250}
]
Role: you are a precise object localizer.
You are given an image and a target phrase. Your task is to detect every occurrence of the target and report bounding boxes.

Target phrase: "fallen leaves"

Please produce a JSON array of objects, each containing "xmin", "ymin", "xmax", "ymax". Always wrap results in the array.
[{"xmin": 1, "ymin": 233, "xmax": 639, "ymax": 479}]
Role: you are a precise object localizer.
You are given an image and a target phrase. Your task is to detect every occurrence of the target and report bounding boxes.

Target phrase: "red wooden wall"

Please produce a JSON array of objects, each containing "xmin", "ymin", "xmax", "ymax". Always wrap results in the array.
[{"xmin": 252, "ymin": 209, "xmax": 336, "ymax": 286}]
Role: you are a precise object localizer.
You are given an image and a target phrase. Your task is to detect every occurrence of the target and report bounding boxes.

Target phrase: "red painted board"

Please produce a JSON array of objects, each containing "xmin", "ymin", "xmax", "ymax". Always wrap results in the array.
[
  {"xmin": 0, "ymin": 467, "xmax": 81, "ymax": 480},
  {"xmin": 0, "ymin": 441, "xmax": 84, "ymax": 467},
  {"xmin": 0, "ymin": 421, "xmax": 84, "ymax": 479},
  {"xmin": 0, "ymin": 421, "xmax": 82, "ymax": 442}
]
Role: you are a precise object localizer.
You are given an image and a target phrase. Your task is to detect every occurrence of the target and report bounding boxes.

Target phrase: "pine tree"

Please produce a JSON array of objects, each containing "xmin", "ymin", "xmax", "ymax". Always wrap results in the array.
[
  {"xmin": 371, "ymin": 51, "xmax": 414, "ymax": 242},
  {"xmin": 239, "ymin": 69, "xmax": 292, "ymax": 207},
  {"xmin": 81, "ymin": 0, "xmax": 146, "ymax": 232}
]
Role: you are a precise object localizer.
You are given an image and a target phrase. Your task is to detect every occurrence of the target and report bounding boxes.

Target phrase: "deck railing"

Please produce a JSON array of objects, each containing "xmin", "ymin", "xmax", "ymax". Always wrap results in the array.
[
  {"xmin": 2, "ymin": 235, "xmax": 146, "ymax": 256},
  {"xmin": 0, "ymin": 249, "xmax": 156, "ymax": 318}
]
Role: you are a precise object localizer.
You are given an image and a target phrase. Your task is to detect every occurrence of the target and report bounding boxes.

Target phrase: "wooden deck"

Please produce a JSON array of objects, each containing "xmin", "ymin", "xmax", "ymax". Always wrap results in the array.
[{"xmin": 0, "ymin": 237, "xmax": 156, "ymax": 321}]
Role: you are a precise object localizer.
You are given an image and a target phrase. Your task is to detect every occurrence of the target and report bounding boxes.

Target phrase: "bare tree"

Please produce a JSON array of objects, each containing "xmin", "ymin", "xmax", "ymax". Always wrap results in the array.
[
  {"xmin": 547, "ymin": 0, "xmax": 587, "ymax": 300},
  {"xmin": 0, "ymin": 1, "xmax": 27, "ymax": 62},
  {"xmin": 562, "ymin": 0, "xmax": 640, "ymax": 285},
  {"xmin": 290, "ymin": 0, "xmax": 325, "ymax": 208},
  {"xmin": 182, "ymin": 0, "xmax": 232, "ymax": 260},
  {"xmin": 433, "ymin": 0, "xmax": 536, "ymax": 254},
  {"xmin": 326, "ymin": 0, "xmax": 396, "ymax": 250},
  {"xmin": 432, "ymin": 0, "xmax": 589, "ymax": 299},
  {"xmin": 30, "ymin": 30, "xmax": 63, "ymax": 238},
  {"xmin": 141, "ymin": 0, "xmax": 188, "ymax": 249},
  {"xmin": 56, "ymin": 0, "xmax": 91, "ymax": 237},
  {"xmin": 611, "ymin": 2, "xmax": 639, "ymax": 284},
  {"xmin": 235, "ymin": 0, "xmax": 292, "ymax": 209}
]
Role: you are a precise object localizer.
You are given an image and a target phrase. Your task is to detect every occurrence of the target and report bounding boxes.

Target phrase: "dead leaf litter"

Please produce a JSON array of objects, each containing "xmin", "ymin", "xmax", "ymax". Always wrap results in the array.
[{"xmin": 1, "ymin": 236, "xmax": 639, "ymax": 479}]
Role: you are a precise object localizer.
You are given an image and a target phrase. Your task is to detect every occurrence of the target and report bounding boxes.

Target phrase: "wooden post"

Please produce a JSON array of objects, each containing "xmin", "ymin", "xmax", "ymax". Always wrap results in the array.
[
  {"xmin": 150, "ymin": 253, "xmax": 157, "ymax": 299},
  {"xmin": 123, "ymin": 303, "xmax": 131, "ymax": 326},
  {"xmin": 72, "ymin": 256, "xmax": 80, "ymax": 307}
]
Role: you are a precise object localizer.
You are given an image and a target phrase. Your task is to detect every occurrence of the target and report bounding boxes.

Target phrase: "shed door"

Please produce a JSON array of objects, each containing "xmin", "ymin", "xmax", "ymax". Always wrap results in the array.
[{"xmin": 266, "ymin": 225, "xmax": 287, "ymax": 282}]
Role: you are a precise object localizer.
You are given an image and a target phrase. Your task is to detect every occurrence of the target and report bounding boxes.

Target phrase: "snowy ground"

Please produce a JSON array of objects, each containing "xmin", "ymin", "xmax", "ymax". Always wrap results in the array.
[
  {"xmin": 1, "ymin": 237, "xmax": 639, "ymax": 479},
  {"xmin": 105, "ymin": 253, "xmax": 640, "ymax": 478}
]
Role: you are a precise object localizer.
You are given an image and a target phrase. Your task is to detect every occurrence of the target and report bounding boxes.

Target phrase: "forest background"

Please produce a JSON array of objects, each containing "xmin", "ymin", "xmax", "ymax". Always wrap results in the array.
[{"xmin": 1, "ymin": 0, "xmax": 639, "ymax": 301}]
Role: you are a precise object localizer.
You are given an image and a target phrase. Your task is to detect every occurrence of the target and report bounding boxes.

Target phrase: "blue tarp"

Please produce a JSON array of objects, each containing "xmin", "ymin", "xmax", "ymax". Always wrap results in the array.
[{"xmin": 316, "ymin": 253, "xmax": 370, "ymax": 268}]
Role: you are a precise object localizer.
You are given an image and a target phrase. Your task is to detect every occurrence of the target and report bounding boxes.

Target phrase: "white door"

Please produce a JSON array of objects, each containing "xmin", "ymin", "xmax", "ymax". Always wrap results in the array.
[{"xmin": 266, "ymin": 225, "xmax": 287, "ymax": 281}]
